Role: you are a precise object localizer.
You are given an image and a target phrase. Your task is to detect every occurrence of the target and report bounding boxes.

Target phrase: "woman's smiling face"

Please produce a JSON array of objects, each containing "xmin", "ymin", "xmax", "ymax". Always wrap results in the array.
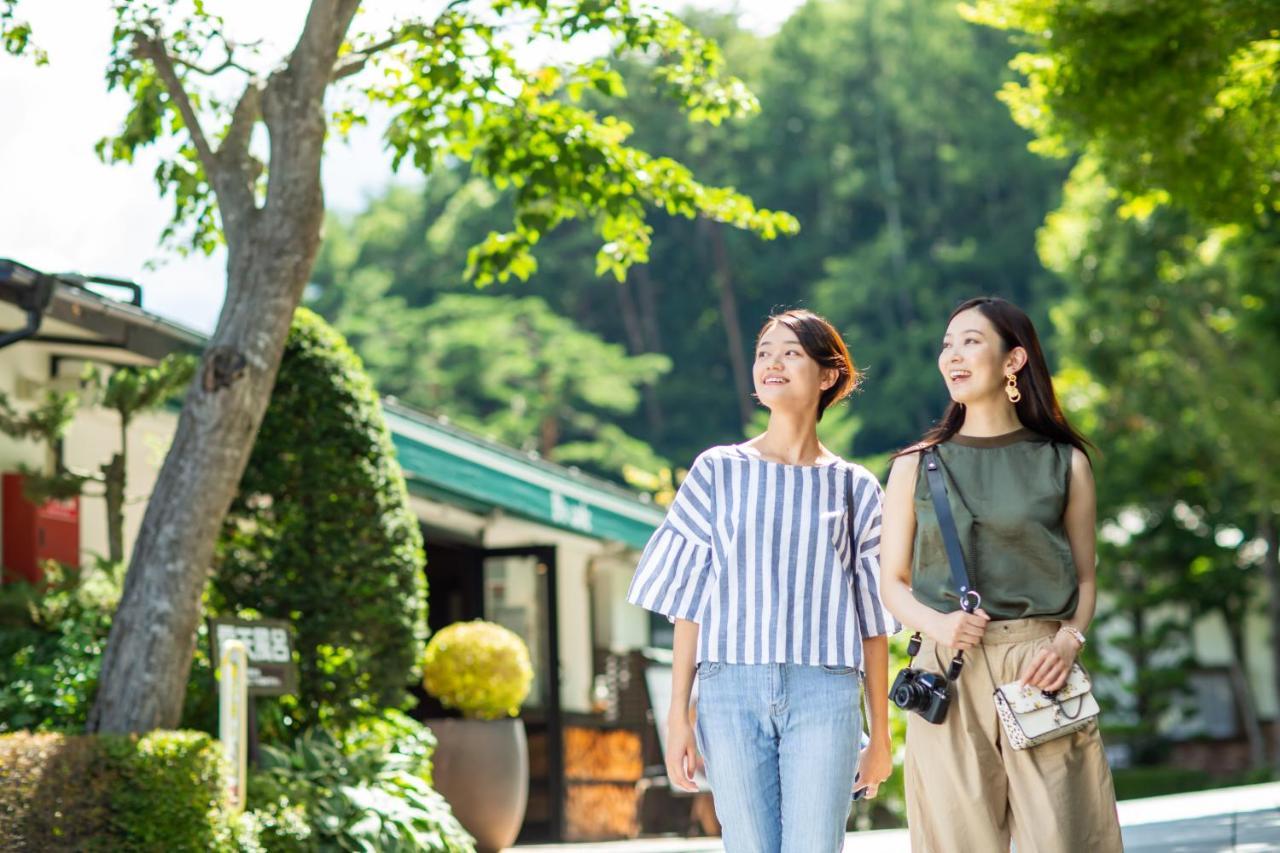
[
  {"xmin": 753, "ymin": 321, "xmax": 834, "ymax": 412},
  {"xmin": 938, "ymin": 307, "xmax": 1018, "ymax": 405}
]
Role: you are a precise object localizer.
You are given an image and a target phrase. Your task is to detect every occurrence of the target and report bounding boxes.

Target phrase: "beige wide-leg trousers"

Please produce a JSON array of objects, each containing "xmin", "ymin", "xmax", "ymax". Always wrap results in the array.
[{"xmin": 904, "ymin": 618, "xmax": 1124, "ymax": 853}]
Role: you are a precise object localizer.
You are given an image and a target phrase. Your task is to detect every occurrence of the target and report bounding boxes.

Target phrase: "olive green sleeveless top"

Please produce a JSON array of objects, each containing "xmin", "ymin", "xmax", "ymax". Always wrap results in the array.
[{"xmin": 911, "ymin": 427, "xmax": 1078, "ymax": 620}]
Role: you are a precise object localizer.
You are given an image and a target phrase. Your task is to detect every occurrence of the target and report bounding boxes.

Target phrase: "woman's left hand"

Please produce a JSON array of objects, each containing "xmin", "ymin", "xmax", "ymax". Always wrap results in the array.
[
  {"xmin": 853, "ymin": 737, "xmax": 893, "ymax": 800},
  {"xmin": 1019, "ymin": 634, "xmax": 1079, "ymax": 691}
]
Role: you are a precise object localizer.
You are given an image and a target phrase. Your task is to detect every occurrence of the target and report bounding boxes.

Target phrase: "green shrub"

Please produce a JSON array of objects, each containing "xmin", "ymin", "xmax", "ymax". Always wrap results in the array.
[
  {"xmin": 339, "ymin": 708, "xmax": 438, "ymax": 785},
  {"xmin": 1111, "ymin": 766, "xmax": 1206, "ymax": 800},
  {"xmin": 240, "ymin": 797, "xmax": 311, "ymax": 853},
  {"xmin": 0, "ymin": 561, "xmax": 117, "ymax": 733},
  {"xmin": 248, "ymin": 714, "xmax": 474, "ymax": 852},
  {"xmin": 0, "ymin": 564, "xmax": 220, "ymax": 739},
  {"xmin": 0, "ymin": 729, "xmax": 253, "ymax": 851},
  {"xmin": 212, "ymin": 308, "xmax": 428, "ymax": 733},
  {"xmin": 1111, "ymin": 765, "xmax": 1274, "ymax": 800},
  {"xmin": 421, "ymin": 620, "xmax": 533, "ymax": 720}
]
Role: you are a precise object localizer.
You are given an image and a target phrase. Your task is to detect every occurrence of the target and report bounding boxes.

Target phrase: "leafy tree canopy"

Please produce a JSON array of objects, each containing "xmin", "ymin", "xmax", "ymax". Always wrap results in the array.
[{"xmin": 964, "ymin": 0, "xmax": 1280, "ymax": 223}]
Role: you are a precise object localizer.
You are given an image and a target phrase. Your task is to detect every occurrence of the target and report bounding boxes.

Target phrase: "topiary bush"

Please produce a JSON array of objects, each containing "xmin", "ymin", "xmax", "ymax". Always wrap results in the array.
[
  {"xmin": 421, "ymin": 621, "xmax": 533, "ymax": 720},
  {"xmin": 212, "ymin": 308, "xmax": 428, "ymax": 733},
  {"xmin": 0, "ymin": 729, "xmax": 255, "ymax": 851}
]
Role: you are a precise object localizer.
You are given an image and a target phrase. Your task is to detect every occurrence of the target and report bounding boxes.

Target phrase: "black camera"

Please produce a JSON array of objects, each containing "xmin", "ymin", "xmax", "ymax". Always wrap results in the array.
[{"xmin": 891, "ymin": 666, "xmax": 952, "ymax": 724}]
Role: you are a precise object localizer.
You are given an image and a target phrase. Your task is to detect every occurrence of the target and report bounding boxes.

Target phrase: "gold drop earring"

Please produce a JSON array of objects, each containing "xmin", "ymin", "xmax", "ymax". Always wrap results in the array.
[{"xmin": 1005, "ymin": 371, "xmax": 1022, "ymax": 404}]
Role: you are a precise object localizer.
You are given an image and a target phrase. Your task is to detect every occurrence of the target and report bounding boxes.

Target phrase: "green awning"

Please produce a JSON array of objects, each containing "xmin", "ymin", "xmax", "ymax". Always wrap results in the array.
[{"xmin": 385, "ymin": 403, "xmax": 664, "ymax": 549}]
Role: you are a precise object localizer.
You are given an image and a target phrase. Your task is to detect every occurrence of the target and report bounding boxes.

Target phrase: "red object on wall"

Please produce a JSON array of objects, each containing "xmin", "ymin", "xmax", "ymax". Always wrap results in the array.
[{"xmin": 2, "ymin": 472, "xmax": 80, "ymax": 585}]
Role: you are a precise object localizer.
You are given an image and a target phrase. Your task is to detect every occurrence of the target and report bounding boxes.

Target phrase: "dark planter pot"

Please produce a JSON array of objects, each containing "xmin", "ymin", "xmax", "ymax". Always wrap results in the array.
[{"xmin": 428, "ymin": 717, "xmax": 529, "ymax": 852}]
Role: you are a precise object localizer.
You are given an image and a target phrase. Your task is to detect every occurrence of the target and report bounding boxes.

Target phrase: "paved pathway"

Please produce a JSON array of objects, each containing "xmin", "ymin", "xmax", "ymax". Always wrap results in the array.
[{"xmin": 515, "ymin": 782, "xmax": 1280, "ymax": 852}]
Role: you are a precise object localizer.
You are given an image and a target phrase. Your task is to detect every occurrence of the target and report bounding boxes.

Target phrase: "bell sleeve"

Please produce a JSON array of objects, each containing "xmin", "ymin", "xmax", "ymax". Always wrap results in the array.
[
  {"xmin": 850, "ymin": 473, "xmax": 902, "ymax": 639},
  {"xmin": 627, "ymin": 451, "xmax": 716, "ymax": 623}
]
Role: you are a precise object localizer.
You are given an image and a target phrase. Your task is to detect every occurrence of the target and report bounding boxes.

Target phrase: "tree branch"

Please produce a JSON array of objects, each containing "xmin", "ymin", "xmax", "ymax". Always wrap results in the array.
[
  {"xmin": 258, "ymin": 0, "xmax": 360, "ymax": 229},
  {"xmin": 171, "ymin": 54, "xmax": 253, "ymax": 77},
  {"xmin": 222, "ymin": 82, "xmax": 262, "ymax": 164},
  {"xmin": 331, "ymin": 32, "xmax": 409, "ymax": 82},
  {"xmin": 212, "ymin": 79, "xmax": 264, "ymax": 234},
  {"xmin": 171, "ymin": 31, "xmax": 262, "ymax": 78},
  {"xmin": 288, "ymin": 0, "xmax": 362, "ymax": 98},
  {"xmin": 133, "ymin": 32, "xmax": 217, "ymax": 180}
]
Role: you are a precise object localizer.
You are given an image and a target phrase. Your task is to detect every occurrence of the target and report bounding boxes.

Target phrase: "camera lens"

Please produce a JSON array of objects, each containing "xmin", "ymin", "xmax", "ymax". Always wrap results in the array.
[{"xmin": 893, "ymin": 682, "xmax": 921, "ymax": 710}]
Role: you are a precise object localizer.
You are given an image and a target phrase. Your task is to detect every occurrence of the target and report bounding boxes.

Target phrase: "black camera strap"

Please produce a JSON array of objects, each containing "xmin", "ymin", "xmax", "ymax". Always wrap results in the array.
[
  {"xmin": 923, "ymin": 448, "xmax": 976, "ymax": 604},
  {"xmin": 906, "ymin": 446, "xmax": 981, "ymax": 681}
]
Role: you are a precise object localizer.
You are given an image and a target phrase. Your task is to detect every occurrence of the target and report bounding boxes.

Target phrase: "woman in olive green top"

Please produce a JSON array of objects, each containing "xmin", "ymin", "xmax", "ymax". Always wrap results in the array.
[{"xmin": 880, "ymin": 298, "xmax": 1123, "ymax": 853}]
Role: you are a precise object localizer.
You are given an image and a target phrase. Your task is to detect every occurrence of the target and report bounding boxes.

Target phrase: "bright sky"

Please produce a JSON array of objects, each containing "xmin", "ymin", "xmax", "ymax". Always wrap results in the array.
[{"xmin": 0, "ymin": 1, "xmax": 803, "ymax": 334}]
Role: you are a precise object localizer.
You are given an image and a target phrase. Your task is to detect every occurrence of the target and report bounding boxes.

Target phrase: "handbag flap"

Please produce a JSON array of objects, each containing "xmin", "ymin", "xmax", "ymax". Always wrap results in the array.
[{"xmin": 997, "ymin": 664, "xmax": 1092, "ymax": 714}]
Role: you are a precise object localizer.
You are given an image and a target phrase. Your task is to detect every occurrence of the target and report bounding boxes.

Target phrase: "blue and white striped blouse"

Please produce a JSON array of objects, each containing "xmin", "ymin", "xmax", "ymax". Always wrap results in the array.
[{"xmin": 627, "ymin": 444, "xmax": 900, "ymax": 668}]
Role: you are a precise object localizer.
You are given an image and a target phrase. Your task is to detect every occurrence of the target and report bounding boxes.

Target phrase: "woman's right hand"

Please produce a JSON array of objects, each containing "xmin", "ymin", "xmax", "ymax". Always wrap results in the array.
[
  {"xmin": 665, "ymin": 715, "xmax": 701, "ymax": 793},
  {"xmin": 927, "ymin": 607, "xmax": 991, "ymax": 651}
]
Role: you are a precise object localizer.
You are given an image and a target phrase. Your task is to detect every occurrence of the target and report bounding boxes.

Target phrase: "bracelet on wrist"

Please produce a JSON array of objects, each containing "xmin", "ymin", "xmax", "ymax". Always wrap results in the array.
[{"xmin": 1058, "ymin": 625, "xmax": 1086, "ymax": 649}]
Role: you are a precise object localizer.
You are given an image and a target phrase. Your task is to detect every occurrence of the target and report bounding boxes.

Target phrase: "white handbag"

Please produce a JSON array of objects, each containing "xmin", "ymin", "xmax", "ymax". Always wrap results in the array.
[{"xmin": 993, "ymin": 662, "xmax": 1100, "ymax": 750}]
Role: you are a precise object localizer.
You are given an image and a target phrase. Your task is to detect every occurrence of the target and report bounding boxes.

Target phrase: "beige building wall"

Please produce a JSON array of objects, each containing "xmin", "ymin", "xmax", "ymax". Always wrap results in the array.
[
  {"xmin": 0, "ymin": 344, "xmax": 178, "ymax": 568},
  {"xmin": 61, "ymin": 405, "xmax": 179, "ymax": 566}
]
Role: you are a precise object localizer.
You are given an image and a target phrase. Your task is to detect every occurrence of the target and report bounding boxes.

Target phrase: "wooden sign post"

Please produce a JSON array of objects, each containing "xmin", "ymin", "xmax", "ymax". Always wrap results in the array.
[
  {"xmin": 219, "ymin": 639, "xmax": 249, "ymax": 814},
  {"xmin": 209, "ymin": 616, "xmax": 299, "ymax": 770}
]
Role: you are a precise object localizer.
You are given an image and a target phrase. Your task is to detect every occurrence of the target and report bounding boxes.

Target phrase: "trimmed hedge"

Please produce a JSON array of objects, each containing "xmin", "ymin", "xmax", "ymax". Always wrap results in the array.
[
  {"xmin": 0, "ymin": 730, "xmax": 250, "ymax": 851},
  {"xmin": 1111, "ymin": 765, "xmax": 1273, "ymax": 801},
  {"xmin": 212, "ymin": 308, "xmax": 428, "ymax": 733}
]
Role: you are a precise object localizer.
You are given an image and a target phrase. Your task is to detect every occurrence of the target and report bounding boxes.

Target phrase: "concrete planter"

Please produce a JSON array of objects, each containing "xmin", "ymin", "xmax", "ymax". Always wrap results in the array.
[{"xmin": 428, "ymin": 717, "xmax": 529, "ymax": 852}]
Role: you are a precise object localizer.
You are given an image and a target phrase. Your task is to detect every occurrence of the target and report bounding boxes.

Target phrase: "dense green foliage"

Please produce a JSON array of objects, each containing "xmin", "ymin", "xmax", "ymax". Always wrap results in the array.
[
  {"xmin": 0, "ymin": 729, "xmax": 253, "ymax": 851},
  {"xmin": 249, "ymin": 714, "xmax": 474, "ymax": 852},
  {"xmin": 0, "ymin": 562, "xmax": 219, "ymax": 737},
  {"xmin": 309, "ymin": 1, "xmax": 1066, "ymax": 471},
  {"xmin": 317, "ymin": 287, "xmax": 671, "ymax": 475},
  {"xmin": 86, "ymin": 0, "xmax": 796, "ymax": 267},
  {"xmin": 965, "ymin": 0, "xmax": 1279, "ymax": 223},
  {"xmin": 977, "ymin": 0, "xmax": 1280, "ymax": 758},
  {"xmin": 211, "ymin": 309, "xmax": 428, "ymax": 733},
  {"xmin": 1041, "ymin": 160, "xmax": 1280, "ymax": 749},
  {"xmin": 0, "ymin": 564, "xmax": 116, "ymax": 733}
]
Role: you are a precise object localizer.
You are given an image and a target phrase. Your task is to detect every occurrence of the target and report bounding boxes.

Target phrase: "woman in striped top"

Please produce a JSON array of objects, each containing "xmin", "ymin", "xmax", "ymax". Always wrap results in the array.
[{"xmin": 628, "ymin": 309, "xmax": 898, "ymax": 852}]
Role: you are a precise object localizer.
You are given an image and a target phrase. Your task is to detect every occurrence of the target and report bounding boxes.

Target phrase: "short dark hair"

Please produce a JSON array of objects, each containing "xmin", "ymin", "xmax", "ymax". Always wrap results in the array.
[{"xmin": 756, "ymin": 309, "xmax": 860, "ymax": 421}]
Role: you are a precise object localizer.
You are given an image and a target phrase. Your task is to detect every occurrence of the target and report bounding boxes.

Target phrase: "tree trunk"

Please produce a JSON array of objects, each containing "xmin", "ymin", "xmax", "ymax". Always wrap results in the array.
[
  {"xmin": 1227, "ymin": 618, "xmax": 1267, "ymax": 771},
  {"xmin": 633, "ymin": 264, "xmax": 664, "ymax": 357},
  {"xmin": 864, "ymin": 0, "xmax": 909, "ymax": 305},
  {"xmin": 616, "ymin": 273, "xmax": 647, "ymax": 360},
  {"xmin": 103, "ymin": 453, "xmax": 126, "ymax": 565},
  {"xmin": 86, "ymin": 0, "xmax": 355, "ymax": 734},
  {"xmin": 1263, "ymin": 513, "xmax": 1280, "ymax": 770},
  {"xmin": 88, "ymin": 233, "xmax": 320, "ymax": 733},
  {"xmin": 700, "ymin": 218, "xmax": 754, "ymax": 429},
  {"xmin": 539, "ymin": 414, "xmax": 560, "ymax": 458},
  {"xmin": 1132, "ymin": 603, "xmax": 1147, "ymax": 722},
  {"xmin": 617, "ymin": 270, "xmax": 665, "ymax": 435}
]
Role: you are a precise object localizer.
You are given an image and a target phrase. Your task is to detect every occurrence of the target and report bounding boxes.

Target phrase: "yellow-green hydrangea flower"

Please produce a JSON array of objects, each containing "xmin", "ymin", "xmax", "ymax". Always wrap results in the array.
[{"xmin": 422, "ymin": 621, "xmax": 533, "ymax": 720}]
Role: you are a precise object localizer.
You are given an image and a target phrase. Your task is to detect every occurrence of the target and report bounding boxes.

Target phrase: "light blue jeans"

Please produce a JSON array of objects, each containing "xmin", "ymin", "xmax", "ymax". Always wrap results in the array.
[{"xmin": 694, "ymin": 662, "xmax": 862, "ymax": 852}]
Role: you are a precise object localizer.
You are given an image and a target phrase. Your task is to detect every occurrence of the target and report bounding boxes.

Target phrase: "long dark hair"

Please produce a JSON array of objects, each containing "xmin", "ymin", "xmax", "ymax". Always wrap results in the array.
[
  {"xmin": 902, "ymin": 297, "xmax": 1093, "ymax": 457},
  {"xmin": 756, "ymin": 309, "xmax": 860, "ymax": 421}
]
